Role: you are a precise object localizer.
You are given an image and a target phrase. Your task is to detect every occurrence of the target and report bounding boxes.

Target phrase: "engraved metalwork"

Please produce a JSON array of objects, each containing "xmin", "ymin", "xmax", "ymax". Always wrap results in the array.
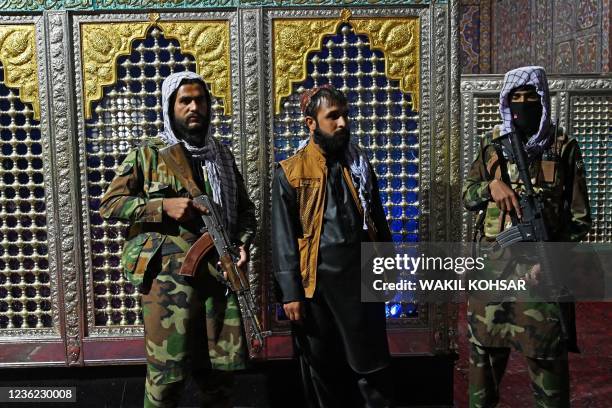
[
  {"xmin": 350, "ymin": 17, "xmax": 420, "ymax": 111},
  {"xmin": 81, "ymin": 22, "xmax": 150, "ymax": 119},
  {"xmin": 0, "ymin": 25, "xmax": 40, "ymax": 120},
  {"xmin": 159, "ymin": 21, "xmax": 232, "ymax": 115},
  {"xmin": 81, "ymin": 20, "xmax": 232, "ymax": 118},
  {"xmin": 239, "ymin": 9, "xmax": 265, "ymax": 337},
  {"xmin": 0, "ymin": 0, "xmax": 443, "ymax": 12},
  {"xmin": 272, "ymin": 18, "xmax": 338, "ymax": 114},
  {"xmin": 273, "ymin": 12, "xmax": 420, "ymax": 114},
  {"xmin": 46, "ymin": 12, "xmax": 84, "ymax": 364}
]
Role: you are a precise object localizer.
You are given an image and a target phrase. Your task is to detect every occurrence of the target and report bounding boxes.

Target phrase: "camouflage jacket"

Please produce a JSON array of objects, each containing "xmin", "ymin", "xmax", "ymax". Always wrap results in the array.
[
  {"xmin": 463, "ymin": 125, "xmax": 591, "ymax": 242},
  {"xmin": 99, "ymin": 137, "xmax": 257, "ymax": 285},
  {"xmin": 462, "ymin": 125, "xmax": 592, "ymax": 357}
]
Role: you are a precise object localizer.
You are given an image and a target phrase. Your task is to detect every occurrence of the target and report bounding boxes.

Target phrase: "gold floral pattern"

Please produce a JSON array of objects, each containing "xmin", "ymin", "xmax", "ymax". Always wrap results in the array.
[
  {"xmin": 273, "ymin": 13, "xmax": 420, "ymax": 113},
  {"xmin": 0, "ymin": 25, "xmax": 40, "ymax": 120}
]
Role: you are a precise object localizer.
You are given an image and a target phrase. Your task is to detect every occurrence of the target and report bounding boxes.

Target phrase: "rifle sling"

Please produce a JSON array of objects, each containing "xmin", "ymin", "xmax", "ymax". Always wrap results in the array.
[
  {"xmin": 158, "ymin": 144, "xmax": 204, "ymax": 198},
  {"xmin": 159, "ymin": 145, "xmax": 215, "ymax": 277}
]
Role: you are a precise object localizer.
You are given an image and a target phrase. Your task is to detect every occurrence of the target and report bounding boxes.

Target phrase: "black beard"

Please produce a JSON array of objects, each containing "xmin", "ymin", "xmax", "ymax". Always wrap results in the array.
[
  {"xmin": 173, "ymin": 114, "xmax": 209, "ymax": 147},
  {"xmin": 313, "ymin": 126, "xmax": 350, "ymax": 156}
]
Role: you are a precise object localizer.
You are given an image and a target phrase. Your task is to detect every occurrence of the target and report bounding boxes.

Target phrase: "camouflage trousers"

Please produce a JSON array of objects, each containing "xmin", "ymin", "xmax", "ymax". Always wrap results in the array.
[
  {"xmin": 469, "ymin": 343, "xmax": 569, "ymax": 408},
  {"xmin": 141, "ymin": 252, "xmax": 246, "ymax": 407}
]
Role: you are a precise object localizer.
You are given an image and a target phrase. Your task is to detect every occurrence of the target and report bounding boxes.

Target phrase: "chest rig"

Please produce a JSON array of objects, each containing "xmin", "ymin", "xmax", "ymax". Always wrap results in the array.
[{"xmin": 477, "ymin": 126, "xmax": 567, "ymax": 240}]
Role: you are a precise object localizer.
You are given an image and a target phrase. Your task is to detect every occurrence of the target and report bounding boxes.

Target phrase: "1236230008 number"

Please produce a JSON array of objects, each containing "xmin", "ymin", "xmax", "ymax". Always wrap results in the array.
[{"xmin": 0, "ymin": 387, "xmax": 76, "ymax": 402}]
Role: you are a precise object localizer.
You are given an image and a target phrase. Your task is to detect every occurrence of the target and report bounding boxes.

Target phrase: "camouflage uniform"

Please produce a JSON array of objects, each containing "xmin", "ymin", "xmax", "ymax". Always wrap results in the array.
[
  {"xmin": 100, "ymin": 136, "xmax": 256, "ymax": 408},
  {"xmin": 462, "ymin": 125, "xmax": 591, "ymax": 407}
]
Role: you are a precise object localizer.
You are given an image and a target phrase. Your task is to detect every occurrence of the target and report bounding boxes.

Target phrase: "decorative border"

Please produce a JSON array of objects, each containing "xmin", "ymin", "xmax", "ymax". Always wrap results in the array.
[
  {"xmin": 431, "ymin": 4, "xmax": 449, "ymax": 352},
  {"xmin": 46, "ymin": 11, "xmax": 85, "ymax": 365},
  {"xmin": 72, "ymin": 11, "xmax": 237, "ymax": 338},
  {"xmin": 446, "ymin": 0, "xmax": 461, "ymax": 353},
  {"xmin": 239, "ymin": 8, "xmax": 267, "ymax": 356},
  {"xmin": 0, "ymin": 0, "xmax": 443, "ymax": 12}
]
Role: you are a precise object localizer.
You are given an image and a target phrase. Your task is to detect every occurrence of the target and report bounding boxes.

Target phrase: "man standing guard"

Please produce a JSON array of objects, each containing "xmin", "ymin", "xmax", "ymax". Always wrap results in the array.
[
  {"xmin": 272, "ymin": 85, "xmax": 393, "ymax": 407},
  {"xmin": 100, "ymin": 71, "xmax": 257, "ymax": 408},
  {"xmin": 463, "ymin": 66, "xmax": 591, "ymax": 407}
]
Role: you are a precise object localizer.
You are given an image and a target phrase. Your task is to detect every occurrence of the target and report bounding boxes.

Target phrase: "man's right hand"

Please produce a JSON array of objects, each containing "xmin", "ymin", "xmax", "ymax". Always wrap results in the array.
[
  {"xmin": 283, "ymin": 301, "xmax": 304, "ymax": 322},
  {"xmin": 162, "ymin": 198, "xmax": 208, "ymax": 222},
  {"xmin": 488, "ymin": 179, "xmax": 522, "ymax": 218}
]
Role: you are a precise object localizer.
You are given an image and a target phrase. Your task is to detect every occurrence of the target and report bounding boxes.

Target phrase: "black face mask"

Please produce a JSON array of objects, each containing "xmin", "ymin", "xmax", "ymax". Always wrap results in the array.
[
  {"xmin": 313, "ymin": 125, "xmax": 350, "ymax": 156},
  {"xmin": 510, "ymin": 100, "xmax": 542, "ymax": 137}
]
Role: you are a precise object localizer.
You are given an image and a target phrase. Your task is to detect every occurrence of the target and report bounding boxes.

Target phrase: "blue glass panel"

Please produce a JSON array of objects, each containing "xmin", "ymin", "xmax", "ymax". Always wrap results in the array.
[
  {"xmin": 375, "ymin": 150, "xmax": 387, "ymax": 161},
  {"xmin": 274, "ymin": 138, "xmax": 286, "ymax": 149},
  {"xmin": 390, "ymin": 219, "xmax": 403, "ymax": 232},
  {"xmin": 389, "ymin": 118, "xmax": 403, "ymax": 131},
  {"xmin": 376, "ymin": 164, "xmax": 388, "ymax": 175},
  {"xmin": 404, "ymin": 302, "xmax": 418, "ymax": 316},
  {"xmin": 405, "ymin": 178, "xmax": 418, "ymax": 189},
  {"xmin": 405, "ymin": 163, "xmax": 419, "ymax": 174},
  {"xmin": 405, "ymin": 192, "xmax": 418, "ymax": 203},
  {"xmin": 405, "ymin": 219, "xmax": 419, "ymax": 232},
  {"xmin": 391, "ymin": 191, "xmax": 402, "ymax": 204},
  {"xmin": 406, "ymin": 205, "xmax": 419, "ymax": 218},
  {"xmin": 406, "ymin": 119, "xmax": 418, "ymax": 131},
  {"xmin": 390, "ymin": 178, "xmax": 402, "ymax": 189},
  {"xmin": 405, "ymin": 134, "xmax": 418, "ymax": 146}
]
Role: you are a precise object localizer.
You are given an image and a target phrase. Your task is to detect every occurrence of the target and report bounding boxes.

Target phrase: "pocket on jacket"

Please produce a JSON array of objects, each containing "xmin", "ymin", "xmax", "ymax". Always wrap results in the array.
[
  {"xmin": 296, "ymin": 178, "xmax": 320, "ymax": 237},
  {"xmin": 121, "ymin": 232, "xmax": 164, "ymax": 285}
]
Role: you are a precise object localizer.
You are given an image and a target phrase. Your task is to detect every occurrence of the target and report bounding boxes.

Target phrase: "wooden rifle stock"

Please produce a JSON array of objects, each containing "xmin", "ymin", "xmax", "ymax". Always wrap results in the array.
[{"xmin": 178, "ymin": 233, "xmax": 215, "ymax": 277}]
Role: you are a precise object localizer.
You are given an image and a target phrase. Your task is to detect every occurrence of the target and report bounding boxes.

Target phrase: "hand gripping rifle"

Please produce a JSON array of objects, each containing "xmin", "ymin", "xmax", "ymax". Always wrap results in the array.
[
  {"xmin": 494, "ymin": 131, "xmax": 571, "ymax": 339},
  {"xmin": 192, "ymin": 194, "xmax": 271, "ymax": 352}
]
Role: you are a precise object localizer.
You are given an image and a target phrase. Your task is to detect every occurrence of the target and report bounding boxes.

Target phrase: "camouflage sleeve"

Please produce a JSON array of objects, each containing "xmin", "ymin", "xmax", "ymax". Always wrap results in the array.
[
  {"xmin": 462, "ymin": 138, "xmax": 493, "ymax": 211},
  {"xmin": 99, "ymin": 148, "xmax": 163, "ymax": 224},
  {"xmin": 559, "ymin": 140, "xmax": 592, "ymax": 242},
  {"xmin": 233, "ymin": 160, "xmax": 257, "ymax": 248}
]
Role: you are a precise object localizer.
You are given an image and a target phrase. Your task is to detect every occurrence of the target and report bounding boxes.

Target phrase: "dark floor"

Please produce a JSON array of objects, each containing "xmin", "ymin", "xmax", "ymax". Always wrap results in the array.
[{"xmin": 0, "ymin": 356, "xmax": 454, "ymax": 408}]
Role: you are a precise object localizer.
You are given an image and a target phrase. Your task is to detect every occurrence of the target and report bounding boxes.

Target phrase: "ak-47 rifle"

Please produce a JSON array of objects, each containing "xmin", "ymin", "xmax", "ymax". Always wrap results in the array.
[
  {"xmin": 494, "ymin": 131, "xmax": 572, "ymax": 339},
  {"xmin": 192, "ymin": 194, "xmax": 271, "ymax": 352}
]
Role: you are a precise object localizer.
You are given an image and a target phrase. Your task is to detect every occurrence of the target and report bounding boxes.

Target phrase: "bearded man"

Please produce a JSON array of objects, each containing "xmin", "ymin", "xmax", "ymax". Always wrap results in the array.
[
  {"xmin": 100, "ymin": 71, "xmax": 256, "ymax": 408},
  {"xmin": 272, "ymin": 85, "xmax": 393, "ymax": 407}
]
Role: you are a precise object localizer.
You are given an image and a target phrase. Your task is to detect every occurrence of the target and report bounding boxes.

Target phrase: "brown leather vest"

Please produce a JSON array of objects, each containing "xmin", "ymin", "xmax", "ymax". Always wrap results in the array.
[{"xmin": 279, "ymin": 139, "xmax": 375, "ymax": 298}]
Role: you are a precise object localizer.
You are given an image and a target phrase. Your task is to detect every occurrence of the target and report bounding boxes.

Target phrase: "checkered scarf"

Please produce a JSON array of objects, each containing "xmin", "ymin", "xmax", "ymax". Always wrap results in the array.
[
  {"xmin": 499, "ymin": 66, "xmax": 554, "ymax": 159},
  {"xmin": 297, "ymin": 138, "xmax": 374, "ymax": 230},
  {"xmin": 158, "ymin": 71, "xmax": 238, "ymax": 236}
]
